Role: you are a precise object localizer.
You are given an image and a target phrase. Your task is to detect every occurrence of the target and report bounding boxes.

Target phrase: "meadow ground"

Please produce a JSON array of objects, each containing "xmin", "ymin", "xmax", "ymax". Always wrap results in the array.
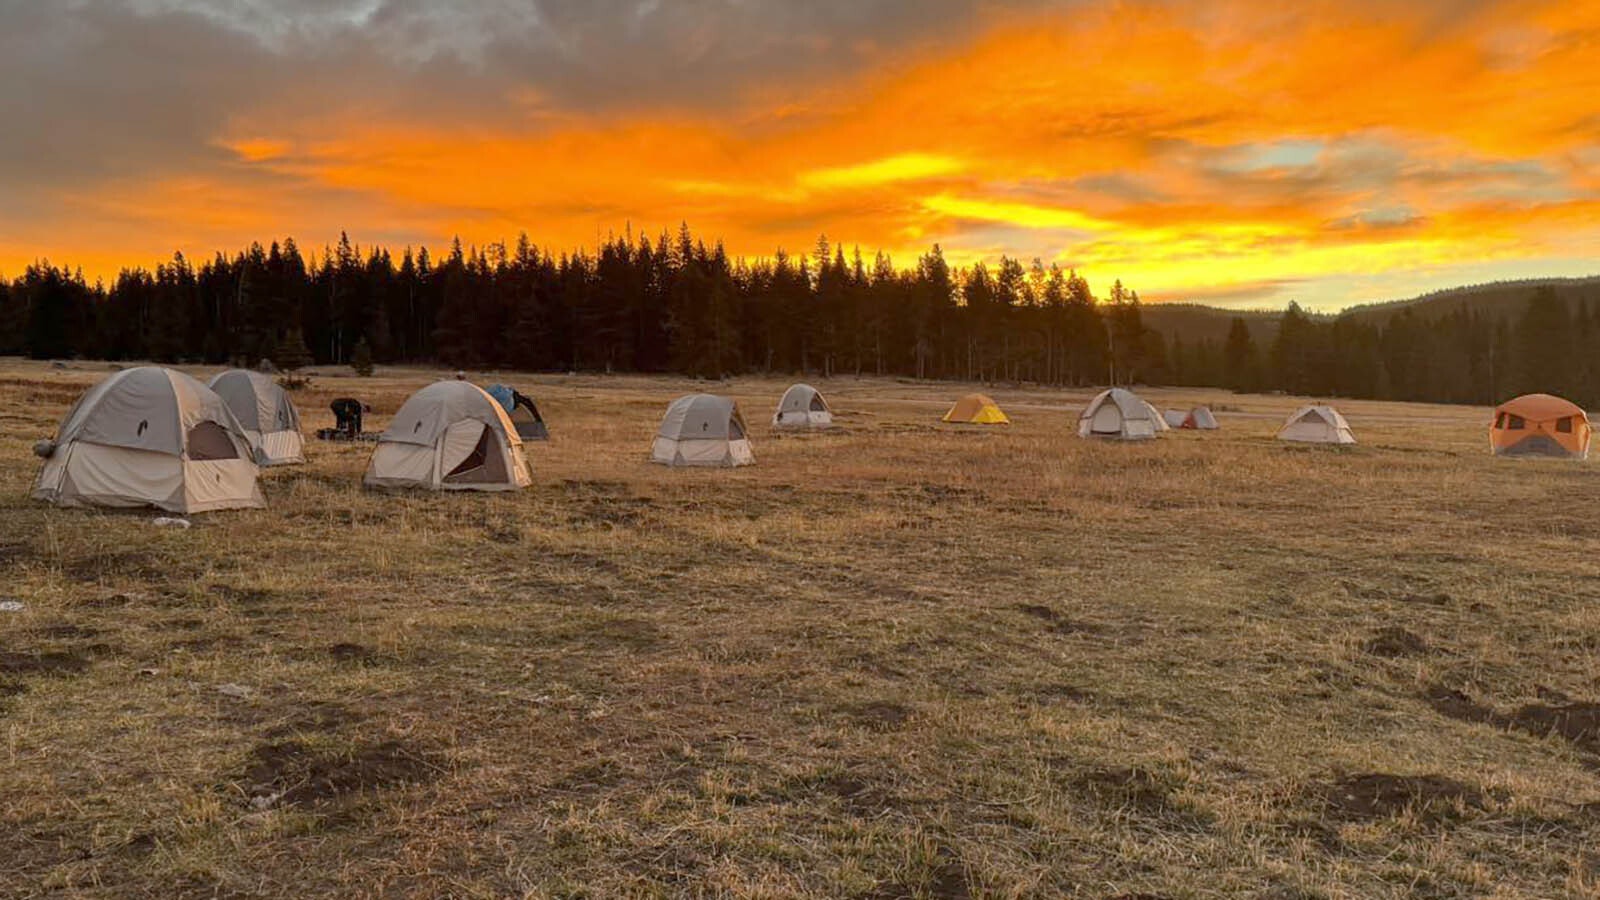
[{"xmin": 3, "ymin": 358, "xmax": 1600, "ymax": 899}]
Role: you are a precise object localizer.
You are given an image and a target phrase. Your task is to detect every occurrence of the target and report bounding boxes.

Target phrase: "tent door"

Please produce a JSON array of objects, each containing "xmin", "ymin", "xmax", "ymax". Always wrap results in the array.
[
  {"xmin": 1091, "ymin": 404, "xmax": 1123, "ymax": 434},
  {"xmin": 443, "ymin": 425, "xmax": 509, "ymax": 485}
]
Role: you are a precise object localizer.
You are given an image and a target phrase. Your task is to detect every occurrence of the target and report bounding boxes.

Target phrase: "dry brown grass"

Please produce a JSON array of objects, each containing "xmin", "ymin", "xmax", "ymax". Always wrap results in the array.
[{"xmin": 3, "ymin": 358, "xmax": 1600, "ymax": 898}]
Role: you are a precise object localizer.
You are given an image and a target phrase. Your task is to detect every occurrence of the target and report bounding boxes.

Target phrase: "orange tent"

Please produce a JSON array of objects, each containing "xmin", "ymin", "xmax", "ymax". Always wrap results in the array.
[{"xmin": 1490, "ymin": 393, "xmax": 1590, "ymax": 459}]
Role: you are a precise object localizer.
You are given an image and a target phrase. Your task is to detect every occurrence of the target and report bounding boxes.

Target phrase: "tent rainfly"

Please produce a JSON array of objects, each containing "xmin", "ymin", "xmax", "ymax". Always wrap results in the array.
[
  {"xmin": 1490, "ymin": 393, "xmax": 1590, "ymax": 459},
  {"xmin": 943, "ymin": 394, "xmax": 1010, "ymax": 424},
  {"xmin": 1277, "ymin": 405, "xmax": 1356, "ymax": 445},
  {"xmin": 32, "ymin": 366, "xmax": 266, "ymax": 512},
  {"xmin": 364, "ymin": 381, "xmax": 532, "ymax": 491},
  {"xmin": 1078, "ymin": 388, "xmax": 1161, "ymax": 440},
  {"xmin": 652, "ymin": 394, "xmax": 754, "ymax": 467},
  {"xmin": 485, "ymin": 384, "xmax": 549, "ymax": 441},
  {"xmin": 772, "ymin": 384, "xmax": 833, "ymax": 430},
  {"xmin": 208, "ymin": 369, "xmax": 305, "ymax": 465}
]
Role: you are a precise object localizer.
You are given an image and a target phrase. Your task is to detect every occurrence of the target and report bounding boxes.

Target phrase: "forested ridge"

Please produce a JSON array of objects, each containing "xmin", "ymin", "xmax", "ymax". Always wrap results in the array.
[{"xmin": 3, "ymin": 226, "xmax": 1598, "ymax": 407}]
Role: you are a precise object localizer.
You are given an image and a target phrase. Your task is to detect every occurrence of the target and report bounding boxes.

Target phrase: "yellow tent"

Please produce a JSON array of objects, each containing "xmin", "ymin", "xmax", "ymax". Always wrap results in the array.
[{"xmin": 943, "ymin": 393, "xmax": 1010, "ymax": 424}]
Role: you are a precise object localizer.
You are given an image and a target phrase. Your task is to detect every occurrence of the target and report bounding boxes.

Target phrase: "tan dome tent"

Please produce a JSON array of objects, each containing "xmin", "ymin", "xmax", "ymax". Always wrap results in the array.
[
  {"xmin": 208, "ymin": 369, "xmax": 305, "ymax": 465},
  {"xmin": 1277, "ymin": 405, "xmax": 1356, "ymax": 445},
  {"xmin": 32, "ymin": 366, "xmax": 266, "ymax": 513},
  {"xmin": 1165, "ymin": 406, "xmax": 1219, "ymax": 430},
  {"xmin": 1491, "ymin": 393, "xmax": 1590, "ymax": 459},
  {"xmin": 943, "ymin": 393, "xmax": 1010, "ymax": 424},
  {"xmin": 773, "ymin": 383, "xmax": 833, "ymax": 430},
  {"xmin": 364, "ymin": 382, "xmax": 532, "ymax": 491},
  {"xmin": 652, "ymin": 394, "xmax": 754, "ymax": 467},
  {"xmin": 1078, "ymin": 388, "xmax": 1161, "ymax": 440}
]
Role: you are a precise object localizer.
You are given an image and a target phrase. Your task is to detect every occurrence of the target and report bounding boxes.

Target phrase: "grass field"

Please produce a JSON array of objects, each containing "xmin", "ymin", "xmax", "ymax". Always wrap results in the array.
[{"xmin": 3, "ymin": 358, "xmax": 1600, "ymax": 899}]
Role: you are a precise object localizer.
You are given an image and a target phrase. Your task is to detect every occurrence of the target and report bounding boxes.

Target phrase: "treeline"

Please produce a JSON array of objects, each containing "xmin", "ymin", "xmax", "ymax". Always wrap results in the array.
[
  {"xmin": 1, "ymin": 226, "xmax": 1595, "ymax": 407},
  {"xmin": 1164, "ymin": 288, "xmax": 1600, "ymax": 408},
  {"xmin": 0, "ymin": 227, "xmax": 1157, "ymax": 385}
]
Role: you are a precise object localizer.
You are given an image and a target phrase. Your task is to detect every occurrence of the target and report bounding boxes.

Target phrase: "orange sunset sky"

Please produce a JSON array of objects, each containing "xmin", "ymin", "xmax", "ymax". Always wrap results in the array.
[{"xmin": 1, "ymin": 0, "xmax": 1597, "ymax": 309}]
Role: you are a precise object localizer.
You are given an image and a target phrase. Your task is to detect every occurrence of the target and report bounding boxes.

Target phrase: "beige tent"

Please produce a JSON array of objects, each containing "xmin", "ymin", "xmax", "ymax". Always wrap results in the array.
[
  {"xmin": 653, "ymin": 394, "xmax": 754, "ymax": 467},
  {"xmin": 1078, "ymin": 388, "xmax": 1161, "ymax": 440},
  {"xmin": 772, "ymin": 384, "xmax": 833, "ymax": 430},
  {"xmin": 32, "ymin": 366, "xmax": 266, "ymax": 513},
  {"xmin": 1277, "ymin": 405, "xmax": 1356, "ymax": 444},
  {"xmin": 208, "ymin": 369, "xmax": 305, "ymax": 465},
  {"xmin": 364, "ymin": 381, "xmax": 532, "ymax": 491}
]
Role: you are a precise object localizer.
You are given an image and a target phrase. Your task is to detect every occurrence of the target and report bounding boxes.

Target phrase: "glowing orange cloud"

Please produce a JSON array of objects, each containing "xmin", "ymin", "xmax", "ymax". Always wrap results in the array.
[{"xmin": 3, "ymin": 0, "xmax": 1597, "ymax": 309}]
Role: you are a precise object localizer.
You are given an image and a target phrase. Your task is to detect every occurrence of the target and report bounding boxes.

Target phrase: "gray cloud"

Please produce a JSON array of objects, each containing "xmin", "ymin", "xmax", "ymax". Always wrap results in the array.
[{"xmin": 0, "ymin": 0, "xmax": 1056, "ymax": 214}]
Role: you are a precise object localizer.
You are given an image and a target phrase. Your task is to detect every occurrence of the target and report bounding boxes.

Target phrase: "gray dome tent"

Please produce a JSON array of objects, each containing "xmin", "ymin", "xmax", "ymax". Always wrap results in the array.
[
  {"xmin": 1078, "ymin": 388, "xmax": 1162, "ymax": 440},
  {"xmin": 652, "ymin": 394, "xmax": 754, "ymax": 467},
  {"xmin": 772, "ymin": 384, "xmax": 833, "ymax": 430},
  {"xmin": 33, "ymin": 366, "xmax": 266, "ymax": 512},
  {"xmin": 208, "ymin": 369, "xmax": 305, "ymax": 465}
]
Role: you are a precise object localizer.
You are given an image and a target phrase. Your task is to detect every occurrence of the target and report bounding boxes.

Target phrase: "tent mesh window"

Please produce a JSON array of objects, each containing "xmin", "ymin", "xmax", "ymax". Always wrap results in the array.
[
  {"xmin": 1494, "ymin": 412, "xmax": 1506, "ymax": 429},
  {"xmin": 445, "ymin": 429, "xmax": 492, "ymax": 480},
  {"xmin": 1557, "ymin": 416, "xmax": 1574, "ymax": 434},
  {"xmin": 810, "ymin": 395, "xmax": 827, "ymax": 412},
  {"xmin": 1507, "ymin": 414, "xmax": 1526, "ymax": 430},
  {"xmin": 728, "ymin": 415, "xmax": 746, "ymax": 440},
  {"xmin": 186, "ymin": 421, "xmax": 239, "ymax": 461}
]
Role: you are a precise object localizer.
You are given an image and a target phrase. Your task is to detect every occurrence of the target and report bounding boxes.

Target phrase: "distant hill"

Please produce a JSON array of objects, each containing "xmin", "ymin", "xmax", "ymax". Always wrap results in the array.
[
  {"xmin": 1144, "ymin": 275, "xmax": 1600, "ymax": 346},
  {"xmin": 1338, "ymin": 276, "xmax": 1600, "ymax": 325}
]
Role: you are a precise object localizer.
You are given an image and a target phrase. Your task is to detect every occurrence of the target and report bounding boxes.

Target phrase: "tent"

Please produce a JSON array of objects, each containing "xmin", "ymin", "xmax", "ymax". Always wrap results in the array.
[
  {"xmin": 364, "ymin": 381, "xmax": 532, "ymax": 491},
  {"xmin": 208, "ymin": 369, "xmax": 305, "ymax": 465},
  {"xmin": 485, "ymin": 384, "xmax": 549, "ymax": 441},
  {"xmin": 32, "ymin": 366, "xmax": 266, "ymax": 513},
  {"xmin": 1078, "ymin": 388, "xmax": 1161, "ymax": 440},
  {"xmin": 652, "ymin": 394, "xmax": 754, "ymax": 467},
  {"xmin": 1277, "ymin": 405, "xmax": 1356, "ymax": 445},
  {"xmin": 1166, "ymin": 406, "xmax": 1220, "ymax": 430},
  {"xmin": 773, "ymin": 383, "xmax": 834, "ymax": 430},
  {"xmin": 943, "ymin": 394, "xmax": 1010, "ymax": 425},
  {"xmin": 1490, "ymin": 393, "xmax": 1590, "ymax": 459}
]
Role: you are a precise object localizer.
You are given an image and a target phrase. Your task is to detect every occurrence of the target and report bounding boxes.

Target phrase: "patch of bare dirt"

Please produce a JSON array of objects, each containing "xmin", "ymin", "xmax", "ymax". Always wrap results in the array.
[
  {"xmin": 1362, "ymin": 626, "xmax": 1428, "ymax": 658},
  {"xmin": 231, "ymin": 739, "xmax": 439, "ymax": 808},
  {"xmin": 1322, "ymin": 773, "xmax": 1483, "ymax": 823},
  {"xmin": 0, "ymin": 650, "xmax": 90, "ymax": 676},
  {"xmin": 1425, "ymin": 685, "xmax": 1600, "ymax": 754}
]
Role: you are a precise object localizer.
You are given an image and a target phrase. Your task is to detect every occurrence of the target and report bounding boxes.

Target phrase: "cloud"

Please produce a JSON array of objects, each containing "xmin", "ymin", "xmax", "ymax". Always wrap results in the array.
[{"xmin": 0, "ymin": 0, "xmax": 1597, "ymax": 309}]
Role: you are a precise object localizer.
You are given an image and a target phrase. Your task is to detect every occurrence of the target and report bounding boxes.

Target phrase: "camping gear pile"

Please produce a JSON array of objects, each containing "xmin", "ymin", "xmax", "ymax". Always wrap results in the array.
[{"xmin": 317, "ymin": 398, "xmax": 376, "ymax": 442}]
